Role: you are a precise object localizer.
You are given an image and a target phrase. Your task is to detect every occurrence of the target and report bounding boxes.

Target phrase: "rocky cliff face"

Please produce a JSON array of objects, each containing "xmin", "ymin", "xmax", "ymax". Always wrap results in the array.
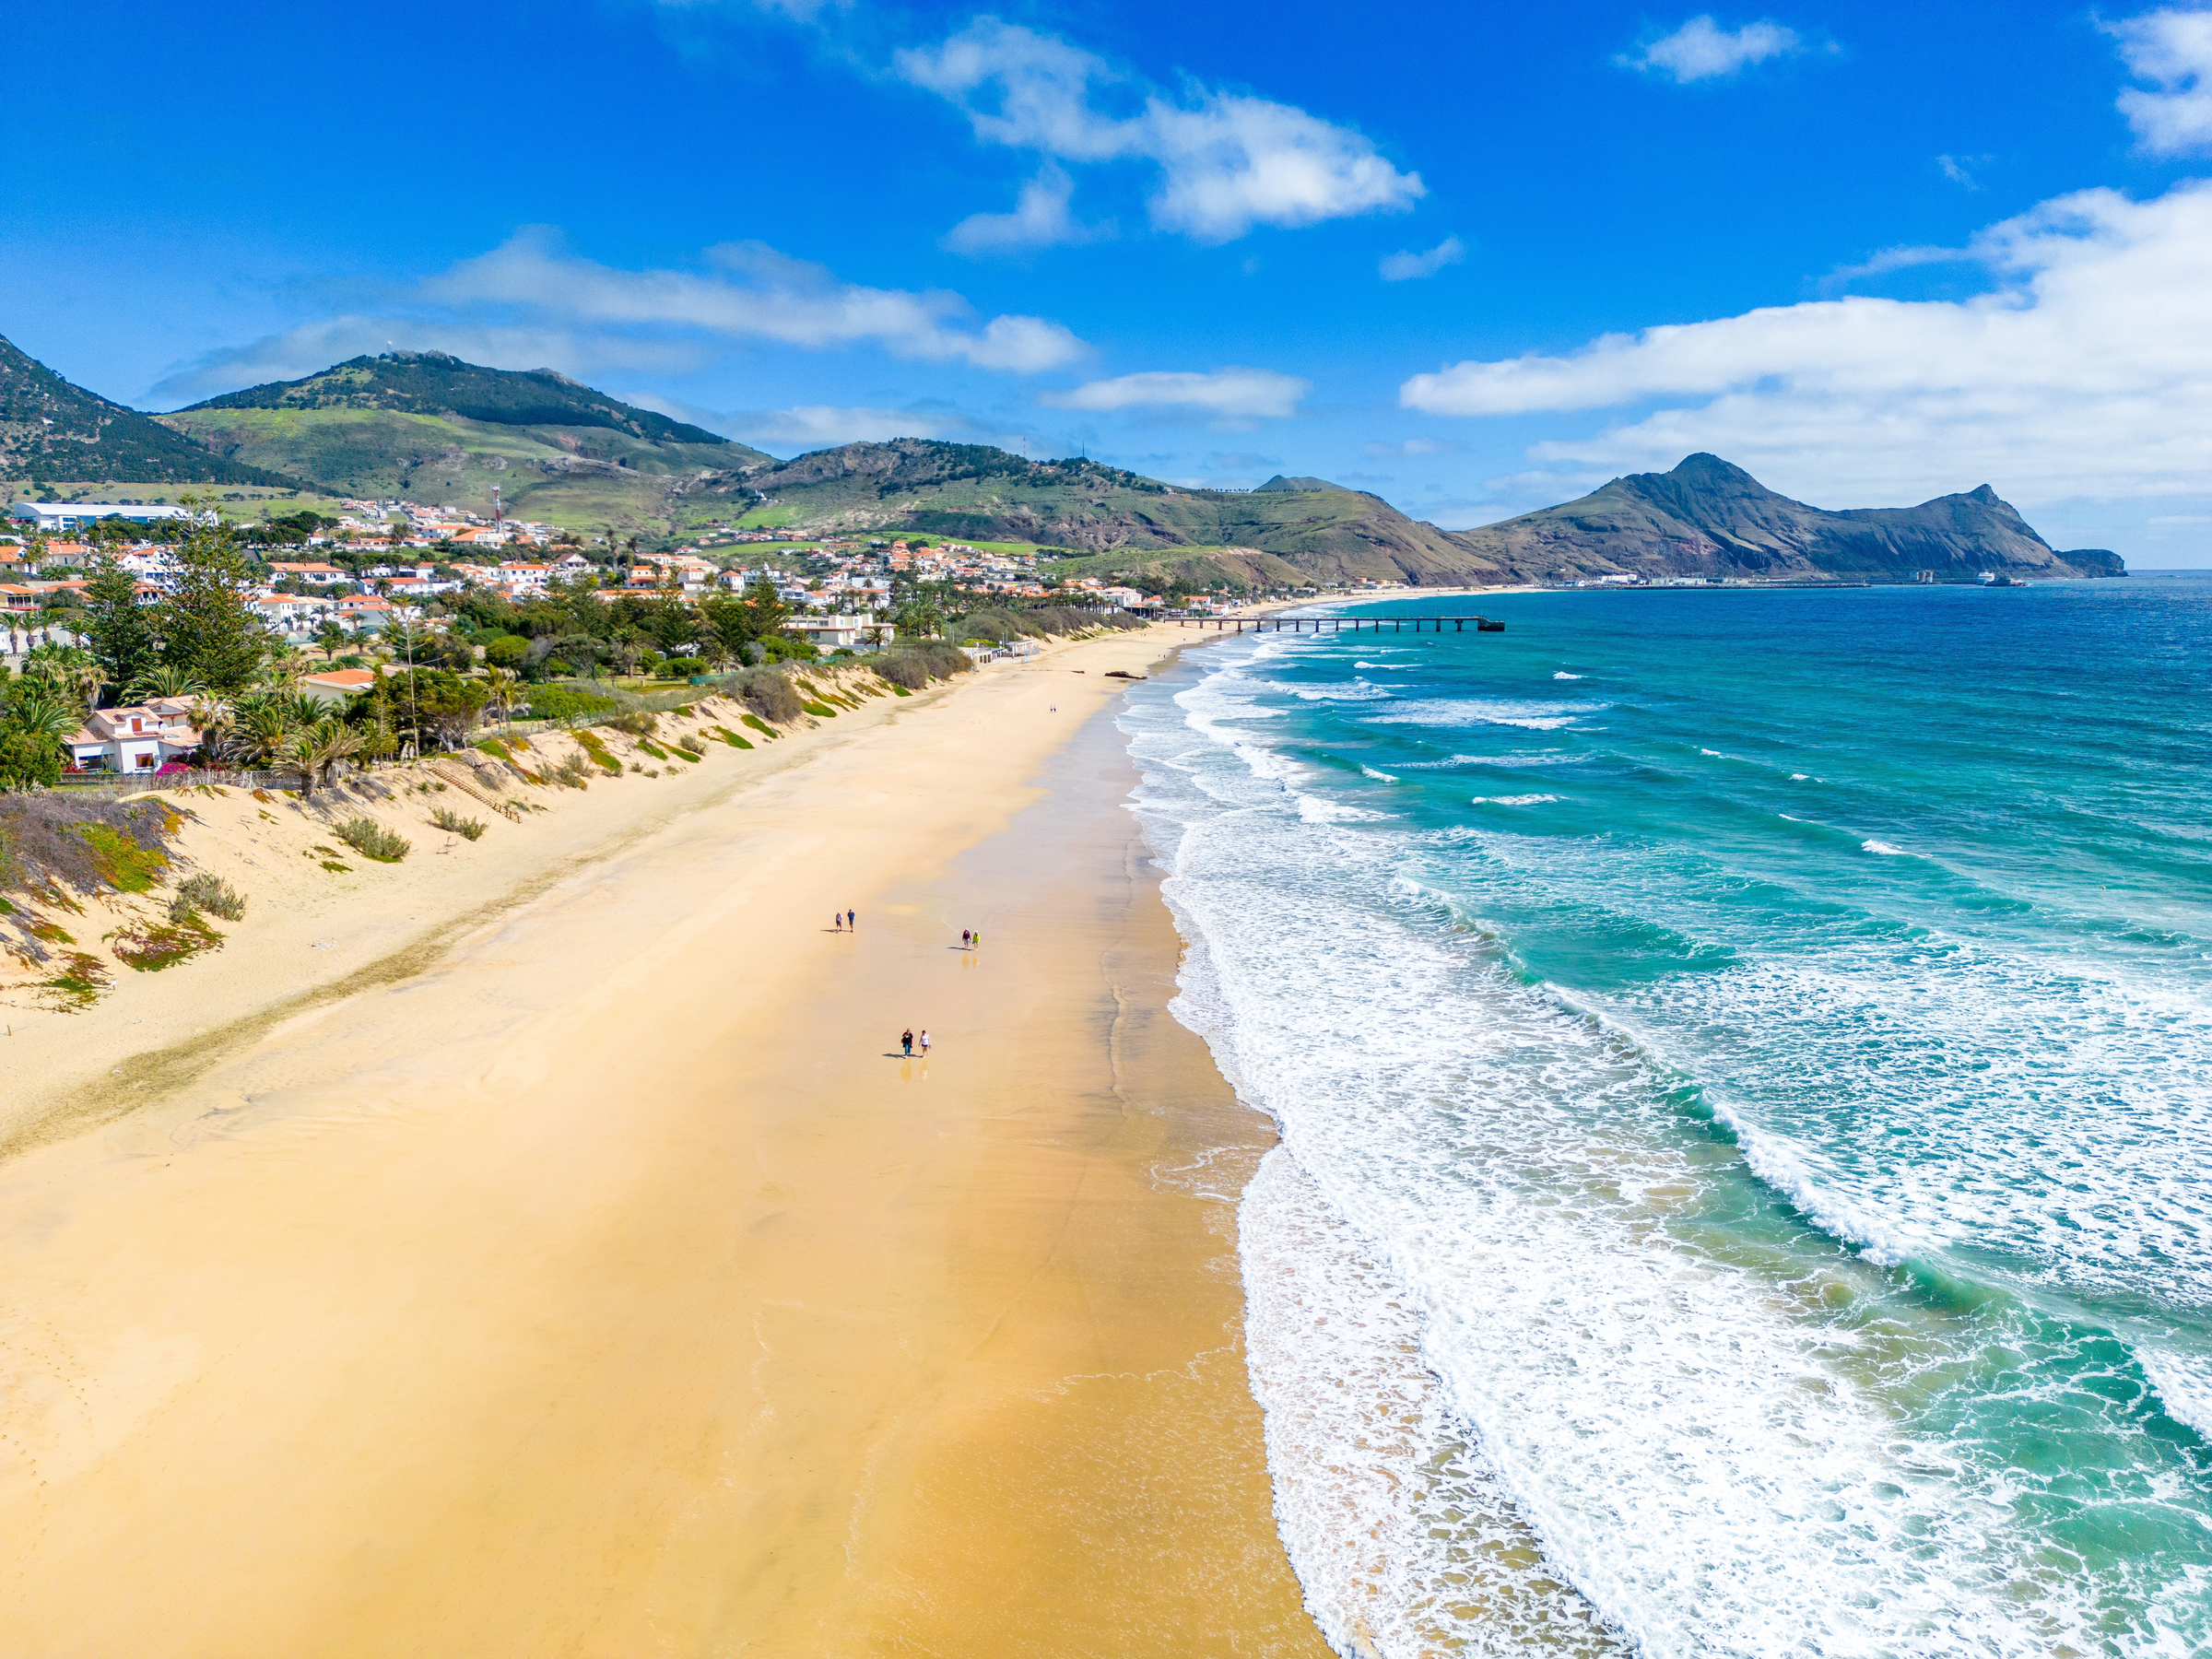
[{"xmin": 1450, "ymin": 454, "xmax": 2123, "ymax": 581}]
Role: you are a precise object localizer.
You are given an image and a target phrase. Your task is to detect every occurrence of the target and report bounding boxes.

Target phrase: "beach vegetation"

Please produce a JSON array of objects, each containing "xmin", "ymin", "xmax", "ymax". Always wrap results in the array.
[
  {"xmin": 799, "ymin": 700, "xmax": 836, "ymax": 718},
  {"xmin": 740, "ymin": 713, "xmax": 779, "ymax": 738},
  {"xmin": 731, "ymin": 666, "xmax": 801, "ymax": 723},
  {"xmin": 171, "ymin": 872, "xmax": 247, "ymax": 922},
  {"xmin": 609, "ymin": 712, "xmax": 658, "ymax": 737},
  {"xmin": 321, "ymin": 860, "xmax": 352, "ymax": 872},
  {"xmin": 430, "ymin": 808, "xmax": 487, "ymax": 841},
  {"xmin": 111, "ymin": 912, "xmax": 222, "ymax": 971},
  {"xmin": 547, "ymin": 755, "xmax": 593, "ymax": 788},
  {"xmin": 520, "ymin": 683, "xmax": 618, "ymax": 721},
  {"xmin": 43, "ymin": 951, "xmax": 111, "ymax": 1009},
  {"xmin": 709, "ymin": 725, "xmax": 753, "ymax": 749},
  {"xmin": 571, "ymin": 730, "xmax": 624, "ymax": 775},
  {"xmin": 871, "ymin": 643, "xmax": 973, "ymax": 689},
  {"xmin": 335, "ymin": 817, "xmax": 410, "ymax": 863}
]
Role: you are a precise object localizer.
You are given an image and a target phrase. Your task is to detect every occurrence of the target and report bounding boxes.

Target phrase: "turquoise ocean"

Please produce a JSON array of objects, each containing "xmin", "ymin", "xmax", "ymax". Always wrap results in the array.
[{"xmin": 1117, "ymin": 576, "xmax": 2212, "ymax": 1657}]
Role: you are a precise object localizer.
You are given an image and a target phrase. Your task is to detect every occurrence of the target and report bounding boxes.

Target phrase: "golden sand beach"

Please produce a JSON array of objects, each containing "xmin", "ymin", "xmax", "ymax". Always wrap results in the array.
[{"xmin": 0, "ymin": 629, "xmax": 1334, "ymax": 1656}]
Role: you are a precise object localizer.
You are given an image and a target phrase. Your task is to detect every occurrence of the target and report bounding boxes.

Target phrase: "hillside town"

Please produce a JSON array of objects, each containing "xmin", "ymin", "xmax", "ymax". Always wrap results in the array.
[
  {"xmin": 3, "ymin": 495, "xmax": 1179, "ymax": 665},
  {"xmin": 0, "ymin": 495, "xmax": 1205, "ymax": 780}
]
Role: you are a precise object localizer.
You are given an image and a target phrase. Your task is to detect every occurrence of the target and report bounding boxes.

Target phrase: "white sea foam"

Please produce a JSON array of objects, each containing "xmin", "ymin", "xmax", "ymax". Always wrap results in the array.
[
  {"xmin": 1470, "ymin": 794, "xmax": 1559, "ymax": 806},
  {"xmin": 1555, "ymin": 670, "xmax": 1584, "ymax": 679},
  {"xmin": 1360, "ymin": 764, "xmax": 1398, "ymax": 782},
  {"xmin": 1367, "ymin": 698, "xmax": 1603, "ymax": 732},
  {"xmin": 1117, "ymin": 632, "xmax": 2209, "ymax": 1658},
  {"xmin": 1862, "ymin": 838, "xmax": 1913, "ymax": 855}
]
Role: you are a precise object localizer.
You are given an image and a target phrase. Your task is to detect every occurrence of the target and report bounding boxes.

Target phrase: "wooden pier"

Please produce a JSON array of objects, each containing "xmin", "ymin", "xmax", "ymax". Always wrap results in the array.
[{"xmin": 1171, "ymin": 615, "xmax": 1505, "ymax": 634}]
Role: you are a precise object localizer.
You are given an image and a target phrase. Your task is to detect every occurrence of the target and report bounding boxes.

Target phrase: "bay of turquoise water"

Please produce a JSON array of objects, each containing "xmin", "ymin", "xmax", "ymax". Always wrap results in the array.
[{"xmin": 1119, "ymin": 576, "xmax": 2212, "ymax": 1657}]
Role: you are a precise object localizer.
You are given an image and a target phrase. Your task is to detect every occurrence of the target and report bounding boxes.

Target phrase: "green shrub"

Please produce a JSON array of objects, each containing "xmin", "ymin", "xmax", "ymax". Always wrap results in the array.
[
  {"xmin": 609, "ymin": 712, "xmax": 658, "ymax": 737},
  {"xmin": 663, "ymin": 656, "xmax": 708, "ymax": 677},
  {"xmin": 710, "ymin": 725, "xmax": 753, "ymax": 750},
  {"xmin": 740, "ymin": 713, "xmax": 779, "ymax": 739},
  {"xmin": 524, "ymin": 684, "xmax": 618, "ymax": 720},
  {"xmin": 799, "ymin": 700, "xmax": 836, "ymax": 718},
  {"xmin": 637, "ymin": 738, "xmax": 671, "ymax": 759},
  {"xmin": 873, "ymin": 643, "xmax": 972, "ymax": 689},
  {"xmin": 676, "ymin": 735, "xmax": 705, "ymax": 757},
  {"xmin": 431, "ymin": 807, "xmax": 486, "ymax": 841},
  {"xmin": 335, "ymin": 818, "xmax": 410, "ymax": 863},
  {"xmin": 171, "ymin": 872, "xmax": 247, "ymax": 922},
  {"xmin": 475, "ymin": 736, "xmax": 512, "ymax": 760},
  {"xmin": 548, "ymin": 756, "xmax": 592, "ymax": 789},
  {"xmin": 733, "ymin": 666, "xmax": 802, "ymax": 723}
]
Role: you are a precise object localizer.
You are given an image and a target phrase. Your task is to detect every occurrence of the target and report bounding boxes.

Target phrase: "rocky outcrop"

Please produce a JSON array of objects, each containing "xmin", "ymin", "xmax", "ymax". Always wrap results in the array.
[{"xmin": 1448, "ymin": 454, "xmax": 2124, "ymax": 581}]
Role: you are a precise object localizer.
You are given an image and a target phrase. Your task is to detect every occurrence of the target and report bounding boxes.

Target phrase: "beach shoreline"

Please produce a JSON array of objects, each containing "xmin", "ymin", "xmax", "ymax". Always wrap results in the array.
[{"xmin": 0, "ymin": 624, "xmax": 1332, "ymax": 1655}]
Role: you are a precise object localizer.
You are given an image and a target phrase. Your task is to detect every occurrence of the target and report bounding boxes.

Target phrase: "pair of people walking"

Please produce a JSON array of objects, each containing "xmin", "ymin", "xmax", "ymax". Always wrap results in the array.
[
  {"xmin": 959, "ymin": 928, "xmax": 982, "ymax": 950},
  {"xmin": 833, "ymin": 908, "xmax": 855, "ymax": 931},
  {"xmin": 900, "ymin": 1028, "xmax": 930, "ymax": 1058}
]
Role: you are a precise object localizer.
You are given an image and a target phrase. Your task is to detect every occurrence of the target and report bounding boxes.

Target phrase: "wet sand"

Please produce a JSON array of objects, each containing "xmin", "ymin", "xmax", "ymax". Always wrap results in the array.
[{"xmin": 0, "ymin": 634, "xmax": 1331, "ymax": 1656}]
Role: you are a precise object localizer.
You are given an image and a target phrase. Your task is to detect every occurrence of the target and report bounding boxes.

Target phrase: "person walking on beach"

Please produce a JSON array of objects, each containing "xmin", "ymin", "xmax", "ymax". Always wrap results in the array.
[
  {"xmin": 901, "ymin": 1029, "xmax": 913, "ymax": 1056},
  {"xmin": 832, "ymin": 912, "xmax": 842, "ymax": 932},
  {"xmin": 971, "ymin": 930, "xmax": 981, "ymax": 949},
  {"xmin": 961, "ymin": 929, "xmax": 971, "ymax": 949},
  {"xmin": 847, "ymin": 909, "xmax": 855, "ymax": 929},
  {"xmin": 918, "ymin": 1029, "xmax": 931, "ymax": 1055}
]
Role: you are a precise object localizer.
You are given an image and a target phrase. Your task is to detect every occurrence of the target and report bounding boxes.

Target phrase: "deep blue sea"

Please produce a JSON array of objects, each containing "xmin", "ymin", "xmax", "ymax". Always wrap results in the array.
[{"xmin": 1119, "ymin": 576, "xmax": 2212, "ymax": 1658}]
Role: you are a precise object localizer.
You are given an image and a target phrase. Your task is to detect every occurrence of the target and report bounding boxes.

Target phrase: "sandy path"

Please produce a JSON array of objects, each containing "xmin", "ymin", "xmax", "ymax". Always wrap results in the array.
[{"xmin": 0, "ymin": 632, "xmax": 1329, "ymax": 1656}]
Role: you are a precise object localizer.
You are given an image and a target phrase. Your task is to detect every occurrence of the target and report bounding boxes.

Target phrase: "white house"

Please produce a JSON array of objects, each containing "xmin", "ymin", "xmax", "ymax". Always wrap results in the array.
[
  {"xmin": 64, "ymin": 697, "xmax": 204, "ymax": 773},
  {"xmin": 783, "ymin": 613, "xmax": 892, "ymax": 651}
]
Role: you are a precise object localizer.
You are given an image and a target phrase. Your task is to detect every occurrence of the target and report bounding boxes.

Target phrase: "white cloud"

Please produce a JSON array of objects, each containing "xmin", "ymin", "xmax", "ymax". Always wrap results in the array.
[
  {"xmin": 1619, "ymin": 16, "xmax": 1806, "ymax": 82},
  {"xmin": 1818, "ymin": 242, "xmax": 1973, "ymax": 286},
  {"xmin": 1039, "ymin": 367, "xmax": 1310, "ymax": 420},
  {"xmin": 1365, "ymin": 437, "xmax": 1465, "ymax": 458},
  {"xmin": 943, "ymin": 163, "xmax": 1104, "ymax": 253},
  {"xmin": 2108, "ymin": 6, "xmax": 2212, "ymax": 156},
  {"xmin": 152, "ymin": 229, "xmax": 1088, "ymax": 403},
  {"xmin": 898, "ymin": 18, "xmax": 1423, "ymax": 243},
  {"xmin": 428, "ymin": 228, "xmax": 1087, "ymax": 370},
  {"xmin": 1936, "ymin": 153, "xmax": 1984, "ymax": 188},
  {"xmin": 149, "ymin": 316, "xmax": 712, "ymax": 405},
  {"xmin": 728, "ymin": 406, "xmax": 972, "ymax": 445},
  {"xmin": 1380, "ymin": 235, "xmax": 1465, "ymax": 281},
  {"xmin": 1399, "ymin": 180, "xmax": 2212, "ymax": 505}
]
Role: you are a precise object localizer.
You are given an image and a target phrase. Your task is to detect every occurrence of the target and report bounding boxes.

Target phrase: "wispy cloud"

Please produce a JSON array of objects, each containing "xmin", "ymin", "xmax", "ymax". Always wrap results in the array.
[
  {"xmin": 152, "ymin": 227, "xmax": 1088, "ymax": 403},
  {"xmin": 1379, "ymin": 235, "xmax": 1465, "ymax": 281},
  {"xmin": 1618, "ymin": 16, "xmax": 1810, "ymax": 82},
  {"xmin": 897, "ymin": 18, "xmax": 1423, "ymax": 245},
  {"xmin": 2107, "ymin": 6, "xmax": 2212, "ymax": 156},
  {"xmin": 1039, "ymin": 367, "xmax": 1310, "ymax": 422},
  {"xmin": 1366, "ymin": 437, "xmax": 1465, "ymax": 458},
  {"xmin": 1398, "ymin": 180, "xmax": 2212, "ymax": 504},
  {"xmin": 1818, "ymin": 242, "xmax": 1975, "ymax": 287},
  {"xmin": 1936, "ymin": 152, "xmax": 1992, "ymax": 188},
  {"xmin": 942, "ymin": 163, "xmax": 1106, "ymax": 254}
]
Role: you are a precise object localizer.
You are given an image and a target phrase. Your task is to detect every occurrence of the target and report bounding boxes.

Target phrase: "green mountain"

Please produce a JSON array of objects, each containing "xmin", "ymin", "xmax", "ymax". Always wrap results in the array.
[
  {"xmin": 703, "ymin": 440, "xmax": 1510, "ymax": 583},
  {"xmin": 0, "ymin": 333, "xmax": 307, "ymax": 491},
  {"xmin": 160, "ymin": 351, "xmax": 776, "ymax": 527},
  {"xmin": 1453, "ymin": 454, "xmax": 2123, "ymax": 582}
]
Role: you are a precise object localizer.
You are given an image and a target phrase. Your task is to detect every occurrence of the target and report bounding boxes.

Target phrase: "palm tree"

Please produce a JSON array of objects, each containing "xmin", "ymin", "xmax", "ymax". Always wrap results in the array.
[
  {"xmin": 227, "ymin": 697, "xmax": 300, "ymax": 771},
  {"xmin": 127, "ymin": 664, "xmax": 206, "ymax": 703},
  {"xmin": 285, "ymin": 718, "xmax": 361, "ymax": 797},
  {"xmin": 484, "ymin": 666, "xmax": 520, "ymax": 727},
  {"xmin": 26, "ymin": 643, "xmax": 103, "ymax": 714},
  {"xmin": 6, "ymin": 685, "xmax": 79, "ymax": 745}
]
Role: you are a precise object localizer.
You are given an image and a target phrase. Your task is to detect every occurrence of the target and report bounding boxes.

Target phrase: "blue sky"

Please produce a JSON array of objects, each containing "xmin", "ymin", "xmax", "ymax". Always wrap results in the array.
[{"xmin": 6, "ymin": 0, "xmax": 2212, "ymax": 562}]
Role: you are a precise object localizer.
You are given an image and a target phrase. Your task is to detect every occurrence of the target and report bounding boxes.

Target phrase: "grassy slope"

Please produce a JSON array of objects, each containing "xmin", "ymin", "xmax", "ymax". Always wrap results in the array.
[
  {"xmin": 160, "ymin": 406, "xmax": 765, "ymax": 531},
  {"xmin": 686, "ymin": 468, "xmax": 1510, "ymax": 583}
]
